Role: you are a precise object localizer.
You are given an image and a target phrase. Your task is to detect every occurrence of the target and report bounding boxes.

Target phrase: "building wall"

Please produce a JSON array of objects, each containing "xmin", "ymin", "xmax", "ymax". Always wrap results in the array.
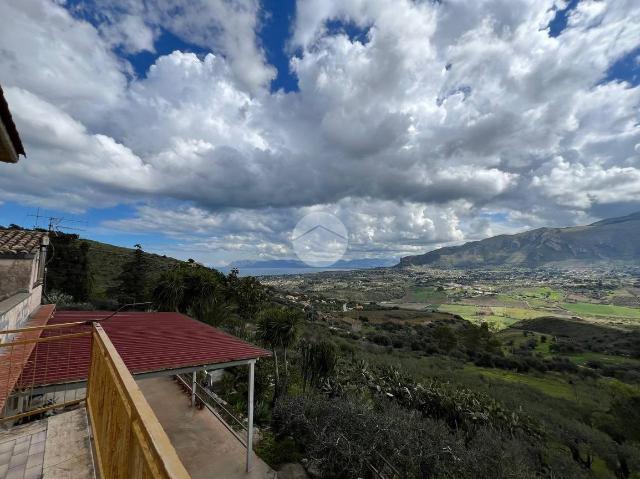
[
  {"xmin": 0, "ymin": 252, "xmax": 44, "ymax": 339},
  {"xmin": 0, "ymin": 256, "xmax": 36, "ymax": 300},
  {"xmin": 0, "ymin": 285, "xmax": 42, "ymax": 342}
]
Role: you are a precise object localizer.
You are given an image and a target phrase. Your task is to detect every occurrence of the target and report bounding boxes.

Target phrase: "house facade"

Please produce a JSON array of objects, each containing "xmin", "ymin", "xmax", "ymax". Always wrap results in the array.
[{"xmin": 0, "ymin": 229, "xmax": 49, "ymax": 338}]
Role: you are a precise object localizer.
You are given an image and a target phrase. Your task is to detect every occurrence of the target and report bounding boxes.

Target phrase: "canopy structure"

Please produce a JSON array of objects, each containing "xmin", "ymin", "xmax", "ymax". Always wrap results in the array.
[{"xmin": 18, "ymin": 310, "xmax": 270, "ymax": 388}]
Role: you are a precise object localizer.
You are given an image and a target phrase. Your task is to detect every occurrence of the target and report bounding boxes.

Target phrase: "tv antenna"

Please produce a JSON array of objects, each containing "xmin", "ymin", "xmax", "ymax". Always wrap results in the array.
[
  {"xmin": 27, "ymin": 208, "xmax": 45, "ymax": 229},
  {"xmin": 27, "ymin": 209, "xmax": 87, "ymax": 233},
  {"xmin": 46, "ymin": 216, "xmax": 87, "ymax": 234}
]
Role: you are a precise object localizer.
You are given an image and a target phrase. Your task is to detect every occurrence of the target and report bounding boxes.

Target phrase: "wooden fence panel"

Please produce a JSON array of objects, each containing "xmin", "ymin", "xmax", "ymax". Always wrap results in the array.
[{"xmin": 87, "ymin": 323, "xmax": 190, "ymax": 479}]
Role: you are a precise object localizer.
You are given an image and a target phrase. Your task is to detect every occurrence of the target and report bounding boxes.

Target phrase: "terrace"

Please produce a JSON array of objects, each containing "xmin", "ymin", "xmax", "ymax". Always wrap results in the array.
[{"xmin": 0, "ymin": 307, "xmax": 274, "ymax": 478}]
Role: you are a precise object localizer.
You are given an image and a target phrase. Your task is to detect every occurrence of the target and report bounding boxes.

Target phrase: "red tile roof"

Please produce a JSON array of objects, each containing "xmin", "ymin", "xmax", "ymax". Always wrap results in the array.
[{"xmin": 18, "ymin": 311, "xmax": 271, "ymax": 388}]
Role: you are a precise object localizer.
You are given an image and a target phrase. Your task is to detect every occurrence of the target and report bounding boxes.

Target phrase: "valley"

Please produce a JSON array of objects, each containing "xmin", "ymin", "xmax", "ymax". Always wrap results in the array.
[{"xmin": 257, "ymin": 266, "xmax": 640, "ymax": 477}]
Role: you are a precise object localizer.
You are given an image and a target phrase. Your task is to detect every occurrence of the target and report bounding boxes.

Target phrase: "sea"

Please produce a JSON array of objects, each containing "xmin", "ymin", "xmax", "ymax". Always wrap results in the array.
[{"xmin": 217, "ymin": 267, "xmax": 354, "ymax": 277}]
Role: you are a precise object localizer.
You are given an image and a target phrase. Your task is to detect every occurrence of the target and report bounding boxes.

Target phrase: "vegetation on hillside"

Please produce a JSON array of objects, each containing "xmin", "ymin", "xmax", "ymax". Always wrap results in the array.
[
  {"xmin": 40, "ymin": 232, "xmax": 640, "ymax": 478},
  {"xmin": 204, "ymin": 298, "xmax": 640, "ymax": 478}
]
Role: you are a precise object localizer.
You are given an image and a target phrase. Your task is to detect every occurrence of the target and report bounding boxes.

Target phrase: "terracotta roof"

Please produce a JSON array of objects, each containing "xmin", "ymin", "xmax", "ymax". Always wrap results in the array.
[
  {"xmin": 0, "ymin": 229, "xmax": 48, "ymax": 255},
  {"xmin": 0, "ymin": 85, "xmax": 25, "ymax": 161},
  {"xmin": 18, "ymin": 311, "xmax": 271, "ymax": 387}
]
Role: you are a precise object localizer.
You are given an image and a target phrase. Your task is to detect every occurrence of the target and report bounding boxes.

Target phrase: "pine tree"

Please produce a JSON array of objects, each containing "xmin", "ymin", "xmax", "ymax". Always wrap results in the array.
[
  {"xmin": 112, "ymin": 244, "xmax": 148, "ymax": 304},
  {"xmin": 46, "ymin": 233, "xmax": 93, "ymax": 302}
]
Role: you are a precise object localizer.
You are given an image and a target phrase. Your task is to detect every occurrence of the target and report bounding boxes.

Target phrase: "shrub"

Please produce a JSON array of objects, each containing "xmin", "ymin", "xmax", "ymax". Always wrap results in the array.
[
  {"xmin": 370, "ymin": 333, "xmax": 392, "ymax": 347},
  {"xmin": 273, "ymin": 393, "xmax": 541, "ymax": 479}
]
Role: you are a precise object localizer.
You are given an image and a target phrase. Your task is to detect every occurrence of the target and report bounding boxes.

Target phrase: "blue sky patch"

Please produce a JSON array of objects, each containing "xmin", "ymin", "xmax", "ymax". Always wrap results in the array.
[
  {"xmin": 260, "ymin": 0, "xmax": 298, "ymax": 92},
  {"xmin": 548, "ymin": 0, "xmax": 580, "ymax": 37},
  {"xmin": 604, "ymin": 47, "xmax": 640, "ymax": 86},
  {"xmin": 0, "ymin": 201, "xmax": 163, "ymax": 251},
  {"xmin": 325, "ymin": 19, "xmax": 371, "ymax": 45}
]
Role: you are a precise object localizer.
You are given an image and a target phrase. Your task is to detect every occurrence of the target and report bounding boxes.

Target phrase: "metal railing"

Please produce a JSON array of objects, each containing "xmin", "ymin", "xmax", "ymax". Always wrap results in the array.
[
  {"xmin": 87, "ymin": 323, "xmax": 190, "ymax": 479},
  {"xmin": 0, "ymin": 320, "xmax": 91, "ymax": 423},
  {"xmin": 175, "ymin": 373, "xmax": 248, "ymax": 447}
]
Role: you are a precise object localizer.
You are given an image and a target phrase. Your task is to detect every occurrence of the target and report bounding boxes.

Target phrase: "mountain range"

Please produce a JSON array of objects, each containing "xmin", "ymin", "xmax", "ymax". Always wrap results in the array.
[{"xmin": 399, "ymin": 211, "xmax": 640, "ymax": 269}]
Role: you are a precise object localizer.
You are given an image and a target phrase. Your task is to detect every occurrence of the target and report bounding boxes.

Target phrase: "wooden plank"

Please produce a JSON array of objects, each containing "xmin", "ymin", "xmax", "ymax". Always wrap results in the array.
[
  {"xmin": 0, "ymin": 398, "xmax": 84, "ymax": 423},
  {"xmin": 87, "ymin": 401, "xmax": 106, "ymax": 479},
  {"xmin": 0, "ymin": 320, "xmax": 88, "ymax": 335},
  {"xmin": 87, "ymin": 324, "xmax": 190, "ymax": 479},
  {"xmin": 0, "ymin": 331, "xmax": 91, "ymax": 348}
]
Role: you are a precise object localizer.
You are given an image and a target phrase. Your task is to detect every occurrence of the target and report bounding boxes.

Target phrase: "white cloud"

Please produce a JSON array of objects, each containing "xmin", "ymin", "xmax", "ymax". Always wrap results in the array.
[
  {"xmin": 80, "ymin": 0, "xmax": 275, "ymax": 91},
  {"xmin": 0, "ymin": 0, "xmax": 639, "ymax": 262},
  {"xmin": 100, "ymin": 14, "xmax": 156, "ymax": 54},
  {"xmin": 0, "ymin": 0, "xmax": 127, "ymax": 126},
  {"xmin": 103, "ymin": 199, "xmax": 469, "ymax": 264}
]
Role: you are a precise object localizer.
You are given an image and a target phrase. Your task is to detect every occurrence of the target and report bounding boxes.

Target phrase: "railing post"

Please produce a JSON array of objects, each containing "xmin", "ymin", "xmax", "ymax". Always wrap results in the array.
[
  {"xmin": 246, "ymin": 360, "xmax": 255, "ymax": 473},
  {"xmin": 191, "ymin": 371, "xmax": 196, "ymax": 408}
]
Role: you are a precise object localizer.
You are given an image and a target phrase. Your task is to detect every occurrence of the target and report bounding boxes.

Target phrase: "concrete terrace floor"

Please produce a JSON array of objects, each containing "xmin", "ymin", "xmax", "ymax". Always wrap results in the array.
[
  {"xmin": 0, "ymin": 408, "xmax": 94, "ymax": 479},
  {"xmin": 138, "ymin": 376, "xmax": 276, "ymax": 479}
]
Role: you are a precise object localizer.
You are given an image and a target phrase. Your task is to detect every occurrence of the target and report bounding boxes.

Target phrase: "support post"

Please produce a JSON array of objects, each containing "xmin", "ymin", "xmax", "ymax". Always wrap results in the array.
[
  {"xmin": 246, "ymin": 360, "xmax": 255, "ymax": 473},
  {"xmin": 191, "ymin": 371, "xmax": 196, "ymax": 408}
]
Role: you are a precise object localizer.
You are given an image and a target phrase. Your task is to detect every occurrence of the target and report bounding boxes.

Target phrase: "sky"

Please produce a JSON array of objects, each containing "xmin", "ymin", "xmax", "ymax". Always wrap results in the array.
[{"xmin": 0, "ymin": 0, "xmax": 639, "ymax": 266}]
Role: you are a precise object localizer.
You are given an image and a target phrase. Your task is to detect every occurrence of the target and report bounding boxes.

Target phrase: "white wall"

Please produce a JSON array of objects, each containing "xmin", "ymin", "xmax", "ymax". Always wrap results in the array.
[{"xmin": 0, "ymin": 284, "xmax": 42, "ymax": 342}]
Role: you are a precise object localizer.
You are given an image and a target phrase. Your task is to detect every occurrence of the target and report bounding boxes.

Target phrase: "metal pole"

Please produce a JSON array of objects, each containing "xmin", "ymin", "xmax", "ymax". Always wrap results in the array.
[
  {"xmin": 246, "ymin": 360, "xmax": 255, "ymax": 473},
  {"xmin": 191, "ymin": 371, "xmax": 196, "ymax": 408}
]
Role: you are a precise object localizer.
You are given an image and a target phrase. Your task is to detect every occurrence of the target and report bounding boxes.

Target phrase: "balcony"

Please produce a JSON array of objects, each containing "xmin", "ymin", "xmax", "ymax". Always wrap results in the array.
[{"xmin": 0, "ymin": 308, "xmax": 274, "ymax": 478}]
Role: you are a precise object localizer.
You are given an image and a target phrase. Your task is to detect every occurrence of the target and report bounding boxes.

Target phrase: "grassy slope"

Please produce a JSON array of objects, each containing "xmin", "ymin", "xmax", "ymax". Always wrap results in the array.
[
  {"xmin": 85, "ymin": 240, "xmax": 183, "ymax": 297},
  {"xmin": 437, "ymin": 303, "xmax": 549, "ymax": 330},
  {"xmin": 561, "ymin": 301, "xmax": 640, "ymax": 319}
]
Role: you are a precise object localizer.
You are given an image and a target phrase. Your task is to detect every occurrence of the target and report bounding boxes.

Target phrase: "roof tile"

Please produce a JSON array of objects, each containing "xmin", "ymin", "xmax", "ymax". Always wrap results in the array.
[{"xmin": 0, "ymin": 230, "xmax": 48, "ymax": 255}]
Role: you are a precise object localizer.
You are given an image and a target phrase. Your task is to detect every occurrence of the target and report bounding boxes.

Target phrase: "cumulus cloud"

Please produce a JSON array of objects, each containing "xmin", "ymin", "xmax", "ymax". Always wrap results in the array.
[
  {"xmin": 70, "ymin": 0, "xmax": 275, "ymax": 91},
  {"xmin": 0, "ymin": 0, "xmax": 639, "ymax": 263},
  {"xmin": 103, "ymin": 199, "xmax": 469, "ymax": 264},
  {"xmin": 99, "ymin": 14, "xmax": 157, "ymax": 54}
]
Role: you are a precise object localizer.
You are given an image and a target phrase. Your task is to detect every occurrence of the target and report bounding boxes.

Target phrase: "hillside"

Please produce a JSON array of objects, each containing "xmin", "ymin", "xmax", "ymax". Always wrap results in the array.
[
  {"xmin": 400, "ymin": 211, "xmax": 640, "ymax": 268},
  {"xmin": 84, "ymin": 240, "xmax": 183, "ymax": 297}
]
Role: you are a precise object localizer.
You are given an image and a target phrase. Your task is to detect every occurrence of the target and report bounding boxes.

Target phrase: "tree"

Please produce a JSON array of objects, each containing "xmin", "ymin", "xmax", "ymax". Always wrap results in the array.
[
  {"xmin": 46, "ymin": 233, "xmax": 93, "ymax": 301},
  {"xmin": 153, "ymin": 268, "xmax": 184, "ymax": 311},
  {"xmin": 111, "ymin": 244, "xmax": 148, "ymax": 304},
  {"xmin": 152, "ymin": 263, "xmax": 227, "ymax": 323},
  {"xmin": 433, "ymin": 325, "xmax": 457, "ymax": 352},
  {"xmin": 257, "ymin": 307, "xmax": 300, "ymax": 392},
  {"xmin": 299, "ymin": 339, "xmax": 337, "ymax": 392},
  {"xmin": 226, "ymin": 269, "xmax": 268, "ymax": 321}
]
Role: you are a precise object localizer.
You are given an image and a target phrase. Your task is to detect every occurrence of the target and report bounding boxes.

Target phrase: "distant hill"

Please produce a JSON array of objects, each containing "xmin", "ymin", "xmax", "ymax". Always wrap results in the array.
[
  {"xmin": 84, "ymin": 240, "xmax": 183, "ymax": 297},
  {"xmin": 400, "ymin": 211, "xmax": 640, "ymax": 269},
  {"xmin": 231, "ymin": 257, "xmax": 396, "ymax": 269}
]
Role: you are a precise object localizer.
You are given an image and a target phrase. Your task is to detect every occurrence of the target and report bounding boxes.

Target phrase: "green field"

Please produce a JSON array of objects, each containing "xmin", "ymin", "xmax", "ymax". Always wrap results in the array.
[
  {"xmin": 517, "ymin": 286, "xmax": 564, "ymax": 301},
  {"xmin": 467, "ymin": 366, "xmax": 576, "ymax": 399},
  {"xmin": 438, "ymin": 304, "xmax": 549, "ymax": 330},
  {"xmin": 561, "ymin": 302, "xmax": 640, "ymax": 319},
  {"xmin": 567, "ymin": 351, "xmax": 640, "ymax": 367},
  {"xmin": 403, "ymin": 286, "xmax": 447, "ymax": 304}
]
